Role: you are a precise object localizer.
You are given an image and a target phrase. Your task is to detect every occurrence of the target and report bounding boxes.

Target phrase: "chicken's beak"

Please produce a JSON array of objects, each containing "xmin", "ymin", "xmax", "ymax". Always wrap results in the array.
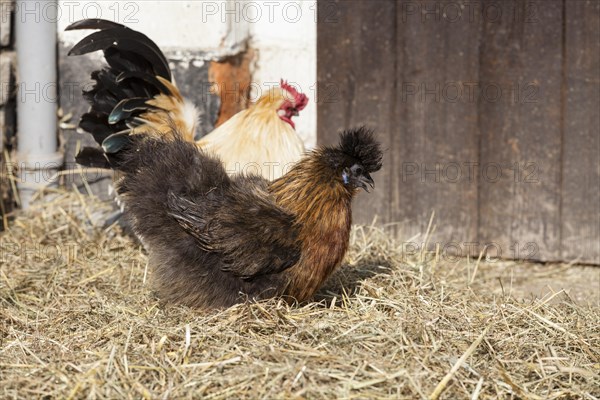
[{"xmin": 357, "ymin": 173, "xmax": 375, "ymax": 192}]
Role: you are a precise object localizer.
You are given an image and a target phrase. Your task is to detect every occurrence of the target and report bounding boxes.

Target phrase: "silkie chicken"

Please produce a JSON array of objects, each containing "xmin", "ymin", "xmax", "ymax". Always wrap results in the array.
[
  {"xmin": 67, "ymin": 19, "xmax": 308, "ymax": 180},
  {"xmin": 78, "ymin": 126, "xmax": 382, "ymax": 308}
]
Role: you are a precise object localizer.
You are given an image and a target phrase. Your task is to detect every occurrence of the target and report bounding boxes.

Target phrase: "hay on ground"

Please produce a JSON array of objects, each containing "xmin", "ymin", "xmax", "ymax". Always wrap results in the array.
[{"xmin": 1, "ymin": 190, "xmax": 598, "ymax": 399}]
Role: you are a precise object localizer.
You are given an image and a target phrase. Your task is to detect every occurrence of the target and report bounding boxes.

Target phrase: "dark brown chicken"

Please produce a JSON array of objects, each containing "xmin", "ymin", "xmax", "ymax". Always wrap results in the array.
[{"xmin": 93, "ymin": 126, "xmax": 382, "ymax": 308}]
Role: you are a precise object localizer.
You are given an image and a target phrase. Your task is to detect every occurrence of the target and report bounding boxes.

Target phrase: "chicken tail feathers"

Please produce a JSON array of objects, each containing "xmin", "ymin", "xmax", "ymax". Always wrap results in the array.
[
  {"xmin": 67, "ymin": 19, "xmax": 199, "ymax": 151},
  {"xmin": 76, "ymin": 131, "xmax": 139, "ymax": 171},
  {"xmin": 66, "ymin": 19, "xmax": 171, "ymax": 80},
  {"xmin": 75, "ymin": 147, "xmax": 110, "ymax": 169}
]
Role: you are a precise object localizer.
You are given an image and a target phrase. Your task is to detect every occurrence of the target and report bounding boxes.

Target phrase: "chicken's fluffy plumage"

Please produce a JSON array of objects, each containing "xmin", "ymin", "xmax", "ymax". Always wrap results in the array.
[
  {"xmin": 105, "ymin": 127, "xmax": 382, "ymax": 308},
  {"xmin": 68, "ymin": 19, "xmax": 385, "ymax": 308}
]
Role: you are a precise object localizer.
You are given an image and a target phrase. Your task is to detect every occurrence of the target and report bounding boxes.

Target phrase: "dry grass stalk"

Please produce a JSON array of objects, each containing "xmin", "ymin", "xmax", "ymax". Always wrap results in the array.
[{"xmin": 0, "ymin": 190, "xmax": 598, "ymax": 399}]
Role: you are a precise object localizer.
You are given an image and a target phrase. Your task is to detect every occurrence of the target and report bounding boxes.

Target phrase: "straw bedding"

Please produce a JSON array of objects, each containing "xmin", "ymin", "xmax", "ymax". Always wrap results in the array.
[{"xmin": 1, "ymin": 190, "xmax": 598, "ymax": 399}]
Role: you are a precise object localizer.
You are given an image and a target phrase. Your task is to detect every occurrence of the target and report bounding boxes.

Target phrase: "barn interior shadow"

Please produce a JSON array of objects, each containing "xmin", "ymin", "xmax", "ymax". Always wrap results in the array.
[{"xmin": 313, "ymin": 255, "xmax": 395, "ymax": 302}]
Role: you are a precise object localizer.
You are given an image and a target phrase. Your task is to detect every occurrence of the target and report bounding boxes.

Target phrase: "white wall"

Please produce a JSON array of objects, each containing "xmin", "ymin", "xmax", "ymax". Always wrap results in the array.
[
  {"xmin": 57, "ymin": 0, "xmax": 317, "ymax": 147},
  {"xmin": 58, "ymin": 1, "xmax": 236, "ymax": 52},
  {"xmin": 247, "ymin": 1, "xmax": 317, "ymax": 147}
]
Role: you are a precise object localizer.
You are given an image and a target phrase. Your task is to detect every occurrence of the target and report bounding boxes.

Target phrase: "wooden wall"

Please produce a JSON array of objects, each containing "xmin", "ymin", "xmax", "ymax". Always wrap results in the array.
[{"xmin": 317, "ymin": 0, "xmax": 599, "ymax": 264}]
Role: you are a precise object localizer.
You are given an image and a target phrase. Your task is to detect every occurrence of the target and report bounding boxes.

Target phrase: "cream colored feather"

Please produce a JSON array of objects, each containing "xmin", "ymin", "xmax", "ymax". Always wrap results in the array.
[{"xmin": 197, "ymin": 88, "xmax": 305, "ymax": 180}]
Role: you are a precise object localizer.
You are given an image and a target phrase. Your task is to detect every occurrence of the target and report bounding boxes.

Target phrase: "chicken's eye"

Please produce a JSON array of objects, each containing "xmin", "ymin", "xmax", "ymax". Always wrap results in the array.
[{"xmin": 351, "ymin": 164, "xmax": 364, "ymax": 176}]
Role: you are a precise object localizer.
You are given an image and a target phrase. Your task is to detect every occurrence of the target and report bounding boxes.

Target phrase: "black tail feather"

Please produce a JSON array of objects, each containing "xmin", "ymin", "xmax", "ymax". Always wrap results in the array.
[
  {"xmin": 116, "ymin": 71, "xmax": 175, "ymax": 96},
  {"xmin": 93, "ymin": 69, "xmax": 134, "ymax": 100},
  {"xmin": 69, "ymin": 19, "xmax": 175, "ymax": 163},
  {"xmin": 108, "ymin": 98, "xmax": 160, "ymax": 125},
  {"xmin": 65, "ymin": 18, "xmax": 125, "ymax": 31},
  {"xmin": 66, "ymin": 19, "xmax": 169, "ymax": 77},
  {"xmin": 102, "ymin": 132, "xmax": 135, "ymax": 154},
  {"xmin": 68, "ymin": 28, "xmax": 171, "ymax": 80},
  {"xmin": 80, "ymin": 113, "xmax": 114, "ymax": 145},
  {"xmin": 76, "ymin": 132, "xmax": 140, "ymax": 172},
  {"xmin": 75, "ymin": 147, "xmax": 110, "ymax": 169}
]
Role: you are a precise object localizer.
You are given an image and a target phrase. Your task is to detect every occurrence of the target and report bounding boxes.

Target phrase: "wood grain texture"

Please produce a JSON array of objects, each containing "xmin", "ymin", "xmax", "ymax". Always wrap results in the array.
[
  {"xmin": 392, "ymin": 0, "xmax": 480, "ymax": 249},
  {"xmin": 478, "ymin": 0, "xmax": 563, "ymax": 261},
  {"xmin": 561, "ymin": 0, "xmax": 600, "ymax": 263},
  {"xmin": 317, "ymin": 0, "xmax": 396, "ymax": 225},
  {"xmin": 317, "ymin": 0, "xmax": 598, "ymax": 263}
]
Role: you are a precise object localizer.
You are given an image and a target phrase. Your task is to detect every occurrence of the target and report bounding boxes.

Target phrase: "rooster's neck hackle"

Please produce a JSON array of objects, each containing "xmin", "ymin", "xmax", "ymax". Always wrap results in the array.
[
  {"xmin": 196, "ymin": 94, "xmax": 304, "ymax": 180},
  {"xmin": 252, "ymin": 87, "xmax": 296, "ymax": 111},
  {"xmin": 269, "ymin": 152, "xmax": 354, "ymax": 220}
]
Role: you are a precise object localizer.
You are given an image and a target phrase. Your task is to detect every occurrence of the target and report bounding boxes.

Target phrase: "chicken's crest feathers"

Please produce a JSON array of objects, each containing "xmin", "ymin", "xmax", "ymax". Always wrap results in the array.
[
  {"xmin": 338, "ymin": 127, "xmax": 383, "ymax": 173},
  {"xmin": 320, "ymin": 127, "xmax": 383, "ymax": 174}
]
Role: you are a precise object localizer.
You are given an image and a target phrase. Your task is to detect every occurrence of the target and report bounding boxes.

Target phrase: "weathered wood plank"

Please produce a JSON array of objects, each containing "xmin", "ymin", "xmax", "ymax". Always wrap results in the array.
[
  {"xmin": 478, "ymin": 0, "xmax": 563, "ymax": 261},
  {"xmin": 317, "ymin": 0, "xmax": 396, "ymax": 225},
  {"xmin": 561, "ymin": 0, "xmax": 600, "ymax": 263},
  {"xmin": 317, "ymin": 0, "xmax": 598, "ymax": 264},
  {"xmin": 391, "ymin": 0, "xmax": 481, "ymax": 254}
]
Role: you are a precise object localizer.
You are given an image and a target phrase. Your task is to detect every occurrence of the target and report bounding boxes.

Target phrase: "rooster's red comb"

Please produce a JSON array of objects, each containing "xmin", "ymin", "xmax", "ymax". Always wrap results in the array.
[{"xmin": 280, "ymin": 79, "xmax": 309, "ymax": 110}]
